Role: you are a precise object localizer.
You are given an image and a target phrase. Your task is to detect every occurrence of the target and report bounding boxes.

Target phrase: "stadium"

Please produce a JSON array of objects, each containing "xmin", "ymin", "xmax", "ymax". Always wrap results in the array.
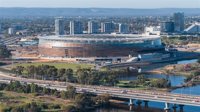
[{"xmin": 38, "ymin": 34, "xmax": 164, "ymax": 61}]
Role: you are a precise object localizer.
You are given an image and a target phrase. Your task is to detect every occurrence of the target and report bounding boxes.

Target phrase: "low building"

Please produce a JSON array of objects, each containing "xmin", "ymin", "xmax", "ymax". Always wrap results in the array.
[
  {"xmin": 144, "ymin": 26, "xmax": 161, "ymax": 35},
  {"xmin": 184, "ymin": 23, "xmax": 200, "ymax": 34}
]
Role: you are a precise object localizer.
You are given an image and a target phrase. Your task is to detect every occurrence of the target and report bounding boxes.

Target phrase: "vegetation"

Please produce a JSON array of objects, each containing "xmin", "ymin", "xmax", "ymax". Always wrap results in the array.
[
  {"xmin": 0, "ymin": 82, "xmax": 68, "ymax": 111},
  {"xmin": 3, "ymin": 102, "xmax": 43, "ymax": 112},
  {"xmin": 156, "ymin": 63, "xmax": 200, "ymax": 76},
  {"xmin": 93, "ymin": 94, "xmax": 111, "ymax": 106},
  {"xmin": 119, "ymin": 75, "xmax": 171, "ymax": 89},
  {"xmin": 198, "ymin": 58, "xmax": 200, "ymax": 64},
  {"xmin": 11, "ymin": 65, "xmax": 126, "ymax": 86},
  {"xmin": 13, "ymin": 62, "xmax": 93, "ymax": 71},
  {"xmin": 149, "ymin": 78, "xmax": 171, "ymax": 88},
  {"xmin": 11, "ymin": 64, "xmax": 173, "ymax": 89},
  {"xmin": 162, "ymin": 36, "xmax": 200, "ymax": 45},
  {"xmin": 12, "ymin": 65, "xmax": 75, "ymax": 82},
  {"xmin": 0, "ymin": 81, "xmax": 111, "ymax": 112},
  {"xmin": 185, "ymin": 69, "xmax": 200, "ymax": 83},
  {"xmin": 76, "ymin": 68, "xmax": 119, "ymax": 86},
  {"xmin": 0, "ymin": 45, "xmax": 11, "ymax": 58}
]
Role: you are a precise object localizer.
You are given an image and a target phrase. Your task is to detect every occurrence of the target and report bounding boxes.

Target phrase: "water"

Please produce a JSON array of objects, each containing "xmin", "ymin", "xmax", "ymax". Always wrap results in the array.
[
  {"xmin": 95, "ymin": 108, "xmax": 130, "ymax": 112},
  {"xmin": 171, "ymin": 85, "xmax": 200, "ymax": 112},
  {"xmin": 177, "ymin": 59, "xmax": 198, "ymax": 64},
  {"xmin": 95, "ymin": 59, "xmax": 200, "ymax": 112}
]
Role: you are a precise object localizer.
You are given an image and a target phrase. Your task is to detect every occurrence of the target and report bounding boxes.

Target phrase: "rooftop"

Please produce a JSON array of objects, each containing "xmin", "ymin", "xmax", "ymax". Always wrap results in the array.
[{"xmin": 39, "ymin": 34, "xmax": 161, "ymax": 41}]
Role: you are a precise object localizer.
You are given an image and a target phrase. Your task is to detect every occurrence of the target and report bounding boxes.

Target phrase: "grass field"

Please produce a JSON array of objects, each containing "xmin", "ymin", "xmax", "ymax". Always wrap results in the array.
[{"xmin": 13, "ymin": 62, "xmax": 94, "ymax": 71}]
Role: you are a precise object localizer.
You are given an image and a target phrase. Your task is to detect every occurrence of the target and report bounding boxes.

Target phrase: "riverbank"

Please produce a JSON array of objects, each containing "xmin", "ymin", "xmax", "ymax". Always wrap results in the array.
[
  {"xmin": 147, "ymin": 61, "xmax": 200, "ymax": 92},
  {"xmin": 148, "ymin": 62, "xmax": 200, "ymax": 76}
]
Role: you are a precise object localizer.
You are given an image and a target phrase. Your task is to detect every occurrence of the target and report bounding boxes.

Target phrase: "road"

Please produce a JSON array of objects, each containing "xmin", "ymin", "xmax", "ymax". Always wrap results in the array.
[{"xmin": 0, "ymin": 71, "xmax": 200, "ymax": 107}]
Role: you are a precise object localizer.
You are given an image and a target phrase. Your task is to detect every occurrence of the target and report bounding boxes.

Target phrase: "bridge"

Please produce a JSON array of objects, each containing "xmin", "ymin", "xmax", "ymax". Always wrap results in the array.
[{"xmin": 0, "ymin": 71, "xmax": 200, "ymax": 112}]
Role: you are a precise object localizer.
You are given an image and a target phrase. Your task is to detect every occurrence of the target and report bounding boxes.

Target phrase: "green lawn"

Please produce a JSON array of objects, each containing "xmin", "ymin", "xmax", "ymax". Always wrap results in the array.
[{"xmin": 14, "ymin": 62, "xmax": 94, "ymax": 71}]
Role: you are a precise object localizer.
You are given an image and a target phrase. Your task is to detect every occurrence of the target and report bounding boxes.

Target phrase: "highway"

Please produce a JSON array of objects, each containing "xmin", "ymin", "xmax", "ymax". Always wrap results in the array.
[{"xmin": 0, "ymin": 71, "xmax": 200, "ymax": 107}]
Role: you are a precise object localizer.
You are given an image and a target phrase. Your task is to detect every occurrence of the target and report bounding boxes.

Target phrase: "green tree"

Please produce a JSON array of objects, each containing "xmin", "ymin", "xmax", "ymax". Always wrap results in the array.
[
  {"xmin": 66, "ymin": 85, "xmax": 76, "ymax": 99},
  {"xmin": 30, "ymin": 83, "xmax": 38, "ymax": 93},
  {"xmin": 94, "ymin": 94, "xmax": 111, "ymax": 105},
  {"xmin": 26, "ymin": 102, "xmax": 42, "ymax": 112},
  {"xmin": 61, "ymin": 91, "xmax": 68, "ymax": 99},
  {"xmin": 25, "ymin": 84, "xmax": 31, "ymax": 93},
  {"xmin": 26, "ymin": 65, "xmax": 36, "ymax": 78},
  {"xmin": 65, "ymin": 68, "xmax": 73, "ymax": 82},
  {"xmin": 76, "ymin": 69, "xmax": 88, "ymax": 84},
  {"xmin": 58, "ymin": 68, "xmax": 66, "ymax": 76},
  {"xmin": 42, "ymin": 87, "xmax": 48, "ymax": 94},
  {"xmin": 0, "ymin": 45, "xmax": 11, "ymax": 58},
  {"xmin": 11, "ymin": 106, "xmax": 23, "ymax": 112},
  {"xmin": 150, "ymin": 78, "xmax": 170, "ymax": 88},
  {"xmin": 14, "ymin": 66, "xmax": 24, "ymax": 76},
  {"xmin": 63, "ymin": 105, "xmax": 76, "ymax": 112},
  {"xmin": 53, "ymin": 90, "xmax": 60, "ymax": 98},
  {"xmin": 137, "ymin": 75, "xmax": 146, "ymax": 84},
  {"xmin": 129, "ymin": 80, "xmax": 139, "ymax": 87},
  {"xmin": 75, "ymin": 93, "xmax": 94, "ymax": 111},
  {"xmin": 198, "ymin": 58, "xmax": 200, "ymax": 63}
]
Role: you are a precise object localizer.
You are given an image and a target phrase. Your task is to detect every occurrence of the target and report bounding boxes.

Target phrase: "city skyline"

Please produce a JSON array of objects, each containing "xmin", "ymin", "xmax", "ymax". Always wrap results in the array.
[{"xmin": 0, "ymin": 0, "xmax": 200, "ymax": 8}]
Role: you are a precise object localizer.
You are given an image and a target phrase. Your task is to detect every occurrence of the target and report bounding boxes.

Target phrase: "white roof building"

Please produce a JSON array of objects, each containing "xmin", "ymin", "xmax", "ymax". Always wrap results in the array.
[
  {"xmin": 144, "ymin": 26, "xmax": 161, "ymax": 35},
  {"xmin": 184, "ymin": 23, "xmax": 200, "ymax": 34}
]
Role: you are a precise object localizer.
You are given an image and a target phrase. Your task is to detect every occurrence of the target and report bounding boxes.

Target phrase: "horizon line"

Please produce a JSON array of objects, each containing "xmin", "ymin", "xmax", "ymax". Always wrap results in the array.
[{"xmin": 0, "ymin": 7, "xmax": 200, "ymax": 9}]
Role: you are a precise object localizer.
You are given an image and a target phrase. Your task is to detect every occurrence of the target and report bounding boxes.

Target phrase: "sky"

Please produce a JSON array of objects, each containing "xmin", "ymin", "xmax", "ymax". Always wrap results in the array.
[{"xmin": 0, "ymin": 0, "xmax": 200, "ymax": 8}]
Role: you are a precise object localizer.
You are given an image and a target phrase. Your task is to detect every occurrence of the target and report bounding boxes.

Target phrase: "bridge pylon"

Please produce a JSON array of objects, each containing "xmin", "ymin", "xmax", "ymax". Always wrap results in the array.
[
  {"xmin": 164, "ymin": 102, "xmax": 170, "ymax": 112},
  {"xmin": 172, "ymin": 104, "xmax": 177, "ymax": 112},
  {"xmin": 136, "ymin": 100, "xmax": 142, "ymax": 110},
  {"xmin": 144, "ymin": 100, "xmax": 149, "ymax": 108},
  {"xmin": 179, "ymin": 105, "xmax": 184, "ymax": 112},
  {"xmin": 129, "ymin": 99, "xmax": 134, "ymax": 111}
]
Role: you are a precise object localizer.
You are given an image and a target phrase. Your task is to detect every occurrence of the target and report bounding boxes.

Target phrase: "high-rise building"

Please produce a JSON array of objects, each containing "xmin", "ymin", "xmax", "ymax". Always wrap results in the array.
[
  {"xmin": 12, "ymin": 23, "xmax": 24, "ymax": 30},
  {"xmin": 101, "ymin": 22, "xmax": 115, "ymax": 34},
  {"xmin": 8, "ymin": 28, "xmax": 14, "ymax": 35},
  {"xmin": 161, "ymin": 21, "xmax": 174, "ymax": 33},
  {"xmin": 55, "ymin": 17, "xmax": 64, "ymax": 35},
  {"xmin": 173, "ymin": 12, "xmax": 184, "ymax": 32},
  {"xmin": 88, "ymin": 21, "xmax": 99, "ymax": 34},
  {"xmin": 119, "ymin": 23, "xmax": 129, "ymax": 34},
  {"xmin": 70, "ymin": 21, "xmax": 83, "ymax": 35}
]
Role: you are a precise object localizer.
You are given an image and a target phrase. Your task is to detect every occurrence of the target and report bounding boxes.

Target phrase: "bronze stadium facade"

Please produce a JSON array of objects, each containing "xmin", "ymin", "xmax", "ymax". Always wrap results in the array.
[{"xmin": 38, "ymin": 34, "xmax": 164, "ymax": 58}]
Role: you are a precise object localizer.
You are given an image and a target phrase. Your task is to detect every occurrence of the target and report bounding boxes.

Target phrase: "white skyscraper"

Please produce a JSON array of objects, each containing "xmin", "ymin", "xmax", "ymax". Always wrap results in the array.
[
  {"xmin": 8, "ymin": 28, "xmax": 14, "ymax": 35},
  {"xmin": 173, "ymin": 12, "xmax": 185, "ymax": 32},
  {"xmin": 119, "ymin": 23, "xmax": 129, "ymax": 34},
  {"xmin": 55, "ymin": 17, "xmax": 64, "ymax": 35},
  {"xmin": 70, "ymin": 21, "xmax": 83, "ymax": 35},
  {"xmin": 88, "ymin": 21, "xmax": 99, "ymax": 34}
]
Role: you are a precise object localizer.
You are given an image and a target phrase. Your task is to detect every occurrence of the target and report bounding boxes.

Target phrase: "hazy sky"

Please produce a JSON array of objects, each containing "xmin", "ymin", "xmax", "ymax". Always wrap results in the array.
[{"xmin": 0, "ymin": 0, "xmax": 200, "ymax": 8}]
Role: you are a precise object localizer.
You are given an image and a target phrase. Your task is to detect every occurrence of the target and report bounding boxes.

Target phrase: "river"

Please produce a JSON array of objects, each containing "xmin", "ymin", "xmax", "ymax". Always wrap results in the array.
[{"xmin": 94, "ymin": 59, "xmax": 200, "ymax": 112}]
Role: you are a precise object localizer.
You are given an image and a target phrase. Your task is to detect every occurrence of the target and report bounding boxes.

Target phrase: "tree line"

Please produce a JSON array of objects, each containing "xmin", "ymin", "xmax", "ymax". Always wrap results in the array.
[{"xmin": 12, "ymin": 65, "xmax": 127, "ymax": 86}]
